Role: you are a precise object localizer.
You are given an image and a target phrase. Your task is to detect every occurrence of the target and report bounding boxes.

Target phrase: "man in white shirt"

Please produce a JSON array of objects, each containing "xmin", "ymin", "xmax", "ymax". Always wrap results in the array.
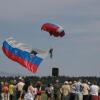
[
  {"xmin": 16, "ymin": 77, "xmax": 25, "ymax": 100},
  {"xmin": 75, "ymin": 79, "xmax": 83, "ymax": 100},
  {"xmin": 90, "ymin": 80, "xmax": 99, "ymax": 100}
]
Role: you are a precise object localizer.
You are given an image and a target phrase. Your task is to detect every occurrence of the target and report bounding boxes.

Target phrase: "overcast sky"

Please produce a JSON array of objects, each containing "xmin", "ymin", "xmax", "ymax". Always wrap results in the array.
[{"xmin": 0, "ymin": 0, "xmax": 100, "ymax": 76}]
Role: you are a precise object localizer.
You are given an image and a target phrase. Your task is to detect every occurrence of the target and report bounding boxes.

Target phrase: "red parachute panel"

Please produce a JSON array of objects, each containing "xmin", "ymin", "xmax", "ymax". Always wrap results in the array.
[{"xmin": 41, "ymin": 23, "xmax": 65, "ymax": 37}]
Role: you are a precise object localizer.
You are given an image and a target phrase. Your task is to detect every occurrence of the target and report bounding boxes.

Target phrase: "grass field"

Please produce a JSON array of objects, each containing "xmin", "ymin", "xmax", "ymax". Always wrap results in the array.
[{"xmin": 41, "ymin": 93, "xmax": 48, "ymax": 100}]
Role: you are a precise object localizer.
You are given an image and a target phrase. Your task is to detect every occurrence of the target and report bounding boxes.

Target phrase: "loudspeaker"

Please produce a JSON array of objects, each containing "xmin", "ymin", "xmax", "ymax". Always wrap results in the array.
[{"xmin": 52, "ymin": 68, "xmax": 59, "ymax": 76}]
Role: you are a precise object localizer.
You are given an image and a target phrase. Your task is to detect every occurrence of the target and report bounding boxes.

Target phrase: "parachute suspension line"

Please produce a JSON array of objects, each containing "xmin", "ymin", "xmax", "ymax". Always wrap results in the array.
[{"xmin": 41, "ymin": 22, "xmax": 65, "ymax": 76}]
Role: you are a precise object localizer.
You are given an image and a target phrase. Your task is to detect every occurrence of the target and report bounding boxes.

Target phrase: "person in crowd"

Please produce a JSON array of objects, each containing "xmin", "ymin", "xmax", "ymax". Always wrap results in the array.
[
  {"xmin": 81, "ymin": 79, "xmax": 90, "ymax": 100},
  {"xmin": 0, "ymin": 82, "xmax": 2, "ymax": 99},
  {"xmin": 16, "ymin": 77, "xmax": 25, "ymax": 100},
  {"xmin": 60, "ymin": 81, "xmax": 70, "ymax": 100},
  {"xmin": 89, "ymin": 80, "xmax": 99, "ymax": 100},
  {"xmin": 69, "ymin": 81, "xmax": 77, "ymax": 100},
  {"xmin": 20, "ymin": 79, "xmax": 35, "ymax": 100},
  {"xmin": 13, "ymin": 79, "xmax": 17, "ymax": 100},
  {"xmin": 49, "ymin": 83, "xmax": 54, "ymax": 100},
  {"xmin": 53, "ymin": 79, "xmax": 61, "ymax": 100},
  {"xmin": 45, "ymin": 83, "xmax": 54, "ymax": 100},
  {"xmin": 9, "ymin": 80, "xmax": 14, "ymax": 100},
  {"xmin": 75, "ymin": 79, "xmax": 83, "ymax": 100},
  {"xmin": 35, "ymin": 81, "xmax": 42, "ymax": 100},
  {"xmin": 1, "ymin": 81, "xmax": 5, "ymax": 100},
  {"xmin": 2, "ymin": 81, "xmax": 9, "ymax": 100}
]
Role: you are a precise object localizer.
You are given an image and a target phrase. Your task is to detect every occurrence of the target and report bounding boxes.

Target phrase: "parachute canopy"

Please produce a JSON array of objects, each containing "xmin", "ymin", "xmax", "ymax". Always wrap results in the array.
[
  {"xmin": 2, "ymin": 37, "xmax": 48, "ymax": 73},
  {"xmin": 41, "ymin": 23, "xmax": 65, "ymax": 37}
]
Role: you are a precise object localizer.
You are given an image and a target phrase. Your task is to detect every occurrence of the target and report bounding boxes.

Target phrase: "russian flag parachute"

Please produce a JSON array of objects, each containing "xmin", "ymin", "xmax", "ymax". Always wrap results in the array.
[{"xmin": 2, "ymin": 37, "xmax": 48, "ymax": 73}]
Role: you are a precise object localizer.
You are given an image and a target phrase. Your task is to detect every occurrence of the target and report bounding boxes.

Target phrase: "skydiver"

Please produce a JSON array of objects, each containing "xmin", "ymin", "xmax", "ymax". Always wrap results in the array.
[
  {"xmin": 30, "ymin": 50, "xmax": 37, "ymax": 55},
  {"xmin": 49, "ymin": 48, "xmax": 53, "ymax": 59}
]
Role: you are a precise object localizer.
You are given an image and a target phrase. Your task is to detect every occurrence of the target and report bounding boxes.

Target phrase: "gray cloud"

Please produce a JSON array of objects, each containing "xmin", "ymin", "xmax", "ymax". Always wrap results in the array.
[{"xmin": 0, "ymin": 0, "xmax": 100, "ymax": 76}]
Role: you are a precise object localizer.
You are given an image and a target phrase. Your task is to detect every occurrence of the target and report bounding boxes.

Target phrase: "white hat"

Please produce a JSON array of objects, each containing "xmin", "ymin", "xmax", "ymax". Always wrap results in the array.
[
  {"xmin": 64, "ymin": 81, "xmax": 68, "ymax": 84},
  {"xmin": 69, "ymin": 81, "xmax": 72, "ymax": 84},
  {"xmin": 19, "ymin": 77, "xmax": 23, "ymax": 80}
]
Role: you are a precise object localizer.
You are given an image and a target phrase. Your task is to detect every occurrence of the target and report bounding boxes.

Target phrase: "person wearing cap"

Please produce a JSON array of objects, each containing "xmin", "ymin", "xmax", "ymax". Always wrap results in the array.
[
  {"xmin": 16, "ymin": 77, "xmax": 25, "ymax": 100},
  {"xmin": 60, "ymin": 81, "xmax": 70, "ymax": 100}
]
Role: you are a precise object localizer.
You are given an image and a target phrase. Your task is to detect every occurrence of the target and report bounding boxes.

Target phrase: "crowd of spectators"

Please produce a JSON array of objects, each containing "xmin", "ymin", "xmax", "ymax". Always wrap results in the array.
[{"xmin": 0, "ymin": 76, "xmax": 100, "ymax": 100}]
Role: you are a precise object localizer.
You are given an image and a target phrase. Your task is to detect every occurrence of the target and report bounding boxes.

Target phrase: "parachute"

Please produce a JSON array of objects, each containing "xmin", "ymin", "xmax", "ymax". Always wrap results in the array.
[
  {"xmin": 2, "ymin": 37, "xmax": 48, "ymax": 73},
  {"xmin": 41, "ymin": 23, "xmax": 65, "ymax": 37}
]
